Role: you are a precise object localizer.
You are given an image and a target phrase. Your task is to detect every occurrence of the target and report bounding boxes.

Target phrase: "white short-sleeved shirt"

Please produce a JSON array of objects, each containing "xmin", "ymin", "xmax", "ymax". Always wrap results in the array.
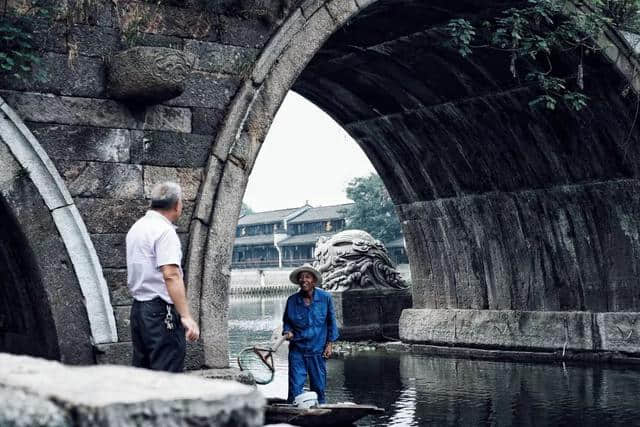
[{"xmin": 126, "ymin": 210, "xmax": 183, "ymax": 304}]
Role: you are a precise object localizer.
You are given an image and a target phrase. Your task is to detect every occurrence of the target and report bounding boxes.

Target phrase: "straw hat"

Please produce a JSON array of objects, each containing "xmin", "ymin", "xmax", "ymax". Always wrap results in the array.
[{"xmin": 289, "ymin": 264, "xmax": 323, "ymax": 286}]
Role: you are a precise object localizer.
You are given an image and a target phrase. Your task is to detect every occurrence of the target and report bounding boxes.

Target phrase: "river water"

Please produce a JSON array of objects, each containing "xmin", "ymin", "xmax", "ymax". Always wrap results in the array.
[{"xmin": 228, "ymin": 293, "xmax": 640, "ymax": 426}]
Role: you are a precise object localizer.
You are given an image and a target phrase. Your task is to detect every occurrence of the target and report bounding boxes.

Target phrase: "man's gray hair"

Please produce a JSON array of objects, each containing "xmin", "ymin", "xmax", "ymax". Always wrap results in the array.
[{"xmin": 150, "ymin": 182, "xmax": 182, "ymax": 210}]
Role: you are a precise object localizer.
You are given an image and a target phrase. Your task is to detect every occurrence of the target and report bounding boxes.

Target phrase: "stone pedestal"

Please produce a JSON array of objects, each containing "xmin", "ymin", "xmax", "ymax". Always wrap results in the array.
[{"xmin": 331, "ymin": 289, "xmax": 412, "ymax": 341}]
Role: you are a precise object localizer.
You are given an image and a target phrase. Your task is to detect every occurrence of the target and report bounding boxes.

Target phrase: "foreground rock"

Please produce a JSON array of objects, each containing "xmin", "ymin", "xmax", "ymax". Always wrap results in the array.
[{"xmin": 0, "ymin": 353, "xmax": 264, "ymax": 427}]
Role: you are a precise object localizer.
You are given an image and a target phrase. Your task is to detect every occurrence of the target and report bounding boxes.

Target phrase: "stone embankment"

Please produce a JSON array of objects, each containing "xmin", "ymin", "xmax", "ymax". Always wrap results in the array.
[
  {"xmin": 333, "ymin": 308, "xmax": 640, "ymax": 365},
  {"xmin": 230, "ymin": 265, "xmax": 412, "ymax": 295},
  {"xmin": 231, "ymin": 283, "xmax": 298, "ymax": 296},
  {"xmin": 230, "ymin": 268, "xmax": 298, "ymax": 295},
  {"xmin": 0, "ymin": 353, "xmax": 264, "ymax": 426},
  {"xmin": 401, "ymin": 309, "xmax": 640, "ymax": 357}
]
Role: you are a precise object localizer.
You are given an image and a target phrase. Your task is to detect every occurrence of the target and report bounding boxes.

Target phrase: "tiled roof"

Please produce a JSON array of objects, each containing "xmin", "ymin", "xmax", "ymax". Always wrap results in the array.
[
  {"xmin": 288, "ymin": 203, "xmax": 353, "ymax": 224},
  {"xmin": 233, "ymin": 234, "xmax": 275, "ymax": 246},
  {"xmin": 237, "ymin": 206, "xmax": 307, "ymax": 226},
  {"xmin": 278, "ymin": 232, "xmax": 334, "ymax": 246}
]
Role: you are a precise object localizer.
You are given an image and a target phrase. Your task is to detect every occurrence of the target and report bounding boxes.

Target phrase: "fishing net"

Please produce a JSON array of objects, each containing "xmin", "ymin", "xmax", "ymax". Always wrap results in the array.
[{"xmin": 237, "ymin": 346, "xmax": 275, "ymax": 385}]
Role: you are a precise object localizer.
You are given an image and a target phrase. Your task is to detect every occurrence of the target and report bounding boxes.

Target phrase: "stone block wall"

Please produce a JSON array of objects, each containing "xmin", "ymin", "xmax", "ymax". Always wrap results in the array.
[
  {"xmin": 4, "ymin": 0, "xmax": 640, "ymax": 364},
  {"xmin": 399, "ymin": 180, "xmax": 640, "ymax": 313},
  {"xmin": 0, "ymin": 0, "xmax": 288, "ymax": 365}
]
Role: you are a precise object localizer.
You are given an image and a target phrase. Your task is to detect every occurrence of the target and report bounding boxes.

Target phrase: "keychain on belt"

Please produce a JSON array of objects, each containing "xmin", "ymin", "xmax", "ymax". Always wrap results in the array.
[{"xmin": 164, "ymin": 305, "xmax": 174, "ymax": 330}]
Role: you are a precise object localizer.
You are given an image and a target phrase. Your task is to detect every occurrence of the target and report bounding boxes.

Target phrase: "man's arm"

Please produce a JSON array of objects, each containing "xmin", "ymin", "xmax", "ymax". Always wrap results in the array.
[
  {"xmin": 282, "ymin": 298, "xmax": 294, "ymax": 340},
  {"xmin": 323, "ymin": 294, "xmax": 339, "ymax": 358},
  {"xmin": 161, "ymin": 264, "xmax": 199, "ymax": 342}
]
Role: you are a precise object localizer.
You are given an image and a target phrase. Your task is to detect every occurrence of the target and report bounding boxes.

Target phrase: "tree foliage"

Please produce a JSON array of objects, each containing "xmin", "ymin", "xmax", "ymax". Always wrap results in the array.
[
  {"xmin": 445, "ymin": 0, "xmax": 640, "ymax": 112},
  {"xmin": 340, "ymin": 173, "xmax": 402, "ymax": 244},
  {"xmin": 240, "ymin": 202, "xmax": 254, "ymax": 217},
  {"xmin": 0, "ymin": 1, "xmax": 52, "ymax": 82}
]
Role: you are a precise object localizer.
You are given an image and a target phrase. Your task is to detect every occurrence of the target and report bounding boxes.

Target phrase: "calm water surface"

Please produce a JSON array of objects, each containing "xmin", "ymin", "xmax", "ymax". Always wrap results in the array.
[{"xmin": 228, "ymin": 293, "xmax": 640, "ymax": 426}]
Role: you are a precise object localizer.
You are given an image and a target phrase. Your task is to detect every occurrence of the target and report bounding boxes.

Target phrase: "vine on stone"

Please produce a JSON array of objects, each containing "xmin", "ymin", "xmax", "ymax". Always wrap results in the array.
[
  {"xmin": 445, "ymin": 0, "xmax": 640, "ymax": 111},
  {"xmin": 0, "ymin": 0, "xmax": 52, "ymax": 82}
]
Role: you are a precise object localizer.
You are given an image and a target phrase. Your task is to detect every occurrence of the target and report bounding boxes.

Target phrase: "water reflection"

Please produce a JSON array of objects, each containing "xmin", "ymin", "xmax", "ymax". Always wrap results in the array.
[{"xmin": 229, "ymin": 292, "xmax": 640, "ymax": 426}]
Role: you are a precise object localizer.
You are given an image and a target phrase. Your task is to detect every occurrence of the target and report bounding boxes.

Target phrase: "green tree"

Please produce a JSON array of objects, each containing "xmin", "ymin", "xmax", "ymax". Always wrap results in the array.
[
  {"xmin": 340, "ymin": 173, "xmax": 402, "ymax": 243},
  {"xmin": 240, "ymin": 202, "xmax": 254, "ymax": 217}
]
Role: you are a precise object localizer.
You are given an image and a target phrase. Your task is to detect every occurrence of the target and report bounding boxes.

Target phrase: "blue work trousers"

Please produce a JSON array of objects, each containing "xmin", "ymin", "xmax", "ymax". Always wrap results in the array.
[{"xmin": 288, "ymin": 350, "xmax": 327, "ymax": 404}]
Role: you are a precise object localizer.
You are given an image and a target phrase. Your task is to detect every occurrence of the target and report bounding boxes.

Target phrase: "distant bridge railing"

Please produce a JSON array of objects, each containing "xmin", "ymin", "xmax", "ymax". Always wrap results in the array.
[
  {"xmin": 231, "ymin": 258, "xmax": 316, "ymax": 269},
  {"xmin": 230, "ymin": 283, "xmax": 298, "ymax": 295},
  {"xmin": 282, "ymin": 258, "xmax": 315, "ymax": 267},
  {"xmin": 231, "ymin": 260, "xmax": 280, "ymax": 269}
]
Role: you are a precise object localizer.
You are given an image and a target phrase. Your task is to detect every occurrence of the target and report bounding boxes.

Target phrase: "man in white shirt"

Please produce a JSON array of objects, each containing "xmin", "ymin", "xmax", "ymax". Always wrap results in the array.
[{"xmin": 126, "ymin": 182, "xmax": 199, "ymax": 372}]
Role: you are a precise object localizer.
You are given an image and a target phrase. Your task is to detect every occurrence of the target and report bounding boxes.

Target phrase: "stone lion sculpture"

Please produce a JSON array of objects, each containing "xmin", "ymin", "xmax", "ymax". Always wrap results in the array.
[{"xmin": 313, "ymin": 230, "xmax": 408, "ymax": 291}]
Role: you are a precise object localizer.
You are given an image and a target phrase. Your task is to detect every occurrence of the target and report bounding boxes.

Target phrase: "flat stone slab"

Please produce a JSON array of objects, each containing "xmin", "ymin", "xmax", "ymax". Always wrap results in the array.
[
  {"xmin": 0, "ymin": 353, "xmax": 264, "ymax": 426},
  {"xmin": 400, "ymin": 309, "xmax": 640, "ymax": 354}
]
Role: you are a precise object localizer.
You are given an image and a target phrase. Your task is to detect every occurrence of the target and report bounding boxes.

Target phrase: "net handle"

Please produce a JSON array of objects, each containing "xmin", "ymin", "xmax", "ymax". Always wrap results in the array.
[
  {"xmin": 254, "ymin": 334, "xmax": 287, "ymax": 352},
  {"xmin": 271, "ymin": 334, "xmax": 286, "ymax": 352}
]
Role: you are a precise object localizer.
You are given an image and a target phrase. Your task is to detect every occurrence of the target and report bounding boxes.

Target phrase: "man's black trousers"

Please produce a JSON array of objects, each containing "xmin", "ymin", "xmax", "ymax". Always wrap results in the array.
[{"xmin": 130, "ymin": 298, "xmax": 186, "ymax": 372}]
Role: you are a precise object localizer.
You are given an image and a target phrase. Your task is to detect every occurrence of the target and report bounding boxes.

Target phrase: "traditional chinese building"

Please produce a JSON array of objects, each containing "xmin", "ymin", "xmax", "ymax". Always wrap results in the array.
[
  {"xmin": 386, "ymin": 237, "xmax": 409, "ymax": 265},
  {"xmin": 232, "ymin": 203, "xmax": 355, "ymax": 269}
]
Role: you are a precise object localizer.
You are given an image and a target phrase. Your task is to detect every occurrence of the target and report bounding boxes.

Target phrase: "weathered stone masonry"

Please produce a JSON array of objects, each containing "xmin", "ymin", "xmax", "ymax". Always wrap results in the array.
[
  {"xmin": 2, "ymin": 0, "xmax": 640, "ymax": 367},
  {"xmin": 0, "ymin": 0, "xmax": 276, "ymax": 366}
]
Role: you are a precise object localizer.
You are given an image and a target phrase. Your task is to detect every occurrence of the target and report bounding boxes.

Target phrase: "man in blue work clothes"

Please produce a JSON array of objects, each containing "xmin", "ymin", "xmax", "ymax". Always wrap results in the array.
[{"xmin": 283, "ymin": 264, "xmax": 339, "ymax": 404}]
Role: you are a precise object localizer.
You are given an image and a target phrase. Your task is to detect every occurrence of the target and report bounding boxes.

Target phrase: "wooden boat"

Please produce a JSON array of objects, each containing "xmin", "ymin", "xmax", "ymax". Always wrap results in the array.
[{"xmin": 265, "ymin": 398, "xmax": 385, "ymax": 426}]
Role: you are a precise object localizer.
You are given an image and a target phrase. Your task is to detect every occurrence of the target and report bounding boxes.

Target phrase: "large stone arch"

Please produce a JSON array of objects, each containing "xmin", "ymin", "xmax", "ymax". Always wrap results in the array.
[
  {"xmin": 0, "ymin": 97, "xmax": 117, "ymax": 363},
  {"xmin": 188, "ymin": 0, "xmax": 640, "ymax": 366}
]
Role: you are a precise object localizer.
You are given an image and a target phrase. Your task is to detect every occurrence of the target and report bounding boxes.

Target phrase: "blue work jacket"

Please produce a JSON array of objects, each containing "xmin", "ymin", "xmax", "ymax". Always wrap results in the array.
[{"xmin": 283, "ymin": 288, "xmax": 339, "ymax": 355}]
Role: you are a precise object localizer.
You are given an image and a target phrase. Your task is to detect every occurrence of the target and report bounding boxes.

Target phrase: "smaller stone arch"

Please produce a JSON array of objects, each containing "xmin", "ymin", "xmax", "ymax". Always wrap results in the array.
[{"xmin": 0, "ymin": 97, "xmax": 117, "ymax": 363}]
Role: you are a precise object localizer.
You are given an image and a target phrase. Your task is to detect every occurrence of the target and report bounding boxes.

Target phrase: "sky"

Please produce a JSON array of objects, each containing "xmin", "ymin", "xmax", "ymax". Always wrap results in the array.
[{"xmin": 242, "ymin": 91, "xmax": 376, "ymax": 212}]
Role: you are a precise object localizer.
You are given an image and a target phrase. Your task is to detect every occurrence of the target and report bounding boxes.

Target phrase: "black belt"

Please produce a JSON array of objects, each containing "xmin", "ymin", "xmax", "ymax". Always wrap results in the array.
[{"xmin": 134, "ymin": 297, "xmax": 174, "ymax": 307}]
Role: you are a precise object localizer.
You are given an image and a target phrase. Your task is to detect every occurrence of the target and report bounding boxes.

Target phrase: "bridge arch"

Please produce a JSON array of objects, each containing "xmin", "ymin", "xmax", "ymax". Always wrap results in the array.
[
  {"xmin": 0, "ymin": 97, "xmax": 117, "ymax": 363},
  {"xmin": 188, "ymin": 0, "xmax": 640, "ymax": 366}
]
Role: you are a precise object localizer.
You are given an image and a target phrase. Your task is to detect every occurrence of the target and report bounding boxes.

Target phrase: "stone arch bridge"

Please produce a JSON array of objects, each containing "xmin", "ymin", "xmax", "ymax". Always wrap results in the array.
[{"xmin": 2, "ymin": 0, "xmax": 640, "ymax": 367}]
